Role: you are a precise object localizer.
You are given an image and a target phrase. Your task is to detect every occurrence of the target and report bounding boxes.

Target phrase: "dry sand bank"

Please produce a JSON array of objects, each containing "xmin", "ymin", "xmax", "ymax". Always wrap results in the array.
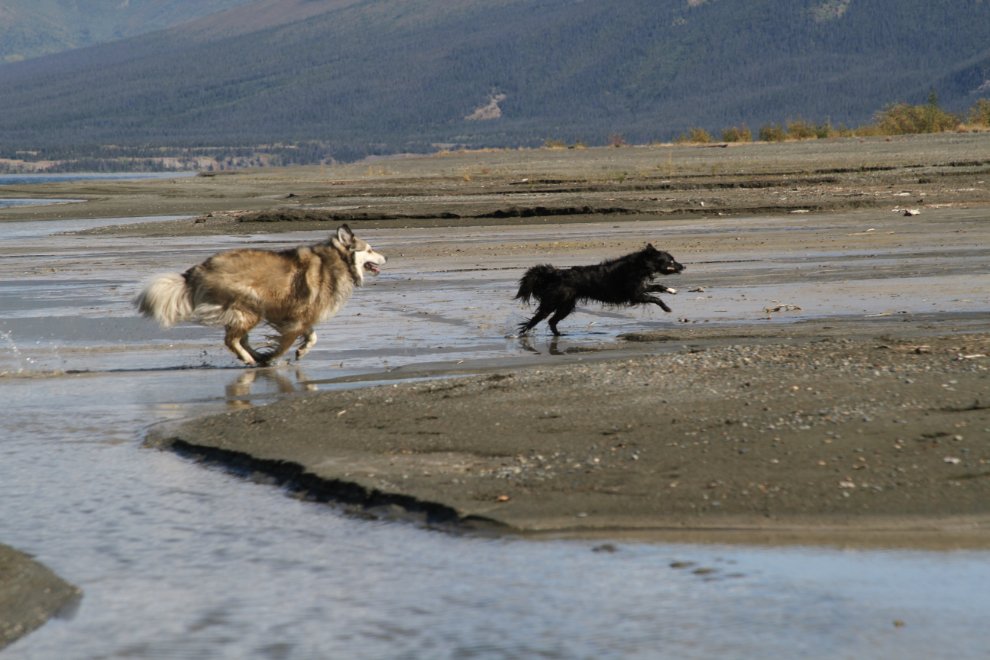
[
  {"xmin": 146, "ymin": 327, "xmax": 990, "ymax": 539},
  {"xmin": 2, "ymin": 133, "xmax": 989, "ymax": 232}
]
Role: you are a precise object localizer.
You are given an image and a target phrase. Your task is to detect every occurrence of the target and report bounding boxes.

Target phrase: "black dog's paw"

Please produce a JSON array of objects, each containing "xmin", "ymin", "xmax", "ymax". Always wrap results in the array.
[
  {"xmin": 660, "ymin": 301, "xmax": 672, "ymax": 313},
  {"xmin": 253, "ymin": 352, "xmax": 279, "ymax": 368}
]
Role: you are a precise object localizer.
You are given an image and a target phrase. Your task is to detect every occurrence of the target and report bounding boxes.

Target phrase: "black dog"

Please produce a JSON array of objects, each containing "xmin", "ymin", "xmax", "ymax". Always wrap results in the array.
[{"xmin": 515, "ymin": 244, "xmax": 684, "ymax": 335}]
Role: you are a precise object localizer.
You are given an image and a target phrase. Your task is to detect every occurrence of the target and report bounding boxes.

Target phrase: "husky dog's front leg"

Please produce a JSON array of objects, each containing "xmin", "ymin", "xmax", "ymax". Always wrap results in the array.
[
  {"xmin": 296, "ymin": 329, "xmax": 317, "ymax": 360},
  {"xmin": 225, "ymin": 327, "xmax": 258, "ymax": 365}
]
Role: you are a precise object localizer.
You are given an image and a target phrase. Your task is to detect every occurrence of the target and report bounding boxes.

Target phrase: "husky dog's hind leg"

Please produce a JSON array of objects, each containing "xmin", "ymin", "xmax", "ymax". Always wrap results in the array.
[{"xmin": 222, "ymin": 313, "xmax": 263, "ymax": 365}]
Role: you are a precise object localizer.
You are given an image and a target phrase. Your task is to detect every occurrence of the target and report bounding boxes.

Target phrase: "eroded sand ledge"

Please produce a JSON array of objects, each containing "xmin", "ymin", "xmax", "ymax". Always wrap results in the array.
[
  {"xmin": 0, "ymin": 544, "xmax": 81, "ymax": 650},
  {"xmin": 145, "ymin": 324, "xmax": 990, "ymax": 543}
]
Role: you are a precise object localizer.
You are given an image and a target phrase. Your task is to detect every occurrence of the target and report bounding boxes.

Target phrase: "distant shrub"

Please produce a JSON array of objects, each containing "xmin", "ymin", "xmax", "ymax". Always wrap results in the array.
[
  {"xmin": 758, "ymin": 123, "xmax": 787, "ymax": 142},
  {"xmin": 609, "ymin": 133, "xmax": 626, "ymax": 147},
  {"xmin": 874, "ymin": 91, "xmax": 959, "ymax": 135},
  {"xmin": 969, "ymin": 99, "xmax": 990, "ymax": 127},
  {"xmin": 721, "ymin": 125, "xmax": 751, "ymax": 142},
  {"xmin": 853, "ymin": 123, "xmax": 882, "ymax": 137},
  {"xmin": 676, "ymin": 127, "xmax": 711, "ymax": 144},
  {"xmin": 786, "ymin": 119, "xmax": 816, "ymax": 140},
  {"xmin": 814, "ymin": 121, "xmax": 832, "ymax": 138},
  {"xmin": 544, "ymin": 138, "xmax": 567, "ymax": 149},
  {"xmin": 689, "ymin": 127, "xmax": 711, "ymax": 144}
]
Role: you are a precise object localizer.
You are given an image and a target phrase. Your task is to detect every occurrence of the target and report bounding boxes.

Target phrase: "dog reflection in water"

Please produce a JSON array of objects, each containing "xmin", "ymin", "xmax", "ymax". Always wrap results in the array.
[{"xmin": 225, "ymin": 370, "xmax": 317, "ymax": 410}]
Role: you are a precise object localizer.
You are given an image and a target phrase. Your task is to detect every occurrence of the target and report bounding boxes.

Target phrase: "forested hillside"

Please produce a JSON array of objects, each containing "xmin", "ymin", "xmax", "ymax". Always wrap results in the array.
[
  {"xmin": 0, "ymin": 0, "xmax": 258, "ymax": 63},
  {"xmin": 0, "ymin": 0, "xmax": 988, "ymax": 163}
]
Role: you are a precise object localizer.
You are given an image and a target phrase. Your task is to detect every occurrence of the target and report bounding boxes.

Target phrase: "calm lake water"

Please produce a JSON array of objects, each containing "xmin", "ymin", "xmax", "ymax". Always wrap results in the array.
[
  {"xmin": 1, "ymin": 215, "xmax": 989, "ymax": 659},
  {"xmin": 0, "ymin": 173, "xmax": 196, "ymax": 209},
  {"xmin": 0, "ymin": 172, "xmax": 196, "ymax": 186}
]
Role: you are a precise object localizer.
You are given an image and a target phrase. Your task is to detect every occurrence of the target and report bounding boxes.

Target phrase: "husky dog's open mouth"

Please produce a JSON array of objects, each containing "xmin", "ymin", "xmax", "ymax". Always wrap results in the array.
[{"xmin": 364, "ymin": 262, "xmax": 381, "ymax": 275}]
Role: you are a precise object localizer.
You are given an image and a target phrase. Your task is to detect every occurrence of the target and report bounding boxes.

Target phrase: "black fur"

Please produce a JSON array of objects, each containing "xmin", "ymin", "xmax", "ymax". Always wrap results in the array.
[{"xmin": 515, "ymin": 244, "xmax": 684, "ymax": 335}]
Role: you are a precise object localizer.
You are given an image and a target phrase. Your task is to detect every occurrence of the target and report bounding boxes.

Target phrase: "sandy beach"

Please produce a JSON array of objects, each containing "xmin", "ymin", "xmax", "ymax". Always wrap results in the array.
[{"xmin": 6, "ymin": 134, "xmax": 990, "ymax": 540}]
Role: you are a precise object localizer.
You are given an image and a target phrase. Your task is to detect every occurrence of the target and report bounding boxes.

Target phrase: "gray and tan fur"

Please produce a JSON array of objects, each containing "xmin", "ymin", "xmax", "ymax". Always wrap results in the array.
[{"xmin": 134, "ymin": 224, "xmax": 386, "ymax": 366}]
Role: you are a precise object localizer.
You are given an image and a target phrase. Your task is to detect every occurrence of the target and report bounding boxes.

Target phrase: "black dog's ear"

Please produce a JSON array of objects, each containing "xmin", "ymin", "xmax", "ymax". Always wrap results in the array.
[{"xmin": 646, "ymin": 243, "xmax": 657, "ymax": 252}]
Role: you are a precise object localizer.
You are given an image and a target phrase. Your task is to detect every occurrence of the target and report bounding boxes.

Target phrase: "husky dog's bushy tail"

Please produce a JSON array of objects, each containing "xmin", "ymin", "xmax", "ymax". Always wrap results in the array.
[
  {"xmin": 134, "ymin": 273, "xmax": 193, "ymax": 329},
  {"xmin": 514, "ymin": 264, "xmax": 559, "ymax": 304}
]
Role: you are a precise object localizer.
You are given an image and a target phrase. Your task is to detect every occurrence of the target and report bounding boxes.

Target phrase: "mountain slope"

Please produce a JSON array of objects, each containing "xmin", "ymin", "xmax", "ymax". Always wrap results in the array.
[
  {"xmin": 0, "ymin": 0, "xmax": 259, "ymax": 63},
  {"xmin": 0, "ymin": 0, "xmax": 988, "ymax": 161}
]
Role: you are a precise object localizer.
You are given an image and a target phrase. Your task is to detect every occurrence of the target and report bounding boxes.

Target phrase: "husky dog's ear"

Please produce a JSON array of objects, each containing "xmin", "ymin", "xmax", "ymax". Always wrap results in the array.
[{"xmin": 336, "ymin": 224, "xmax": 355, "ymax": 248}]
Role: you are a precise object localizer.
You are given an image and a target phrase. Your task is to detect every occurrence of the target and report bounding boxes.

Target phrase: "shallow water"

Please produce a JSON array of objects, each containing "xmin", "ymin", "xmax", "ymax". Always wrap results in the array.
[
  {"xmin": 0, "ymin": 199, "xmax": 83, "ymax": 209},
  {"xmin": 0, "ymin": 172, "xmax": 197, "ymax": 186},
  {"xmin": 2, "ymin": 216, "xmax": 990, "ymax": 659}
]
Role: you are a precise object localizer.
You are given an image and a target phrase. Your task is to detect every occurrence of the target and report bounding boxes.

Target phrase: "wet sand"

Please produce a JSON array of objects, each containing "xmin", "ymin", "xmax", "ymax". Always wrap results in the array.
[
  {"xmin": 0, "ymin": 544, "xmax": 81, "ymax": 650},
  {"xmin": 10, "ymin": 135, "xmax": 990, "ymax": 540}
]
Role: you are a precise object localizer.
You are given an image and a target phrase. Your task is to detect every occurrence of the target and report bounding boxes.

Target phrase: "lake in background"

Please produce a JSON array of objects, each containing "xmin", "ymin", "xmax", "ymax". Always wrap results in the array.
[{"xmin": 0, "ymin": 172, "xmax": 197, "ymax": 186}]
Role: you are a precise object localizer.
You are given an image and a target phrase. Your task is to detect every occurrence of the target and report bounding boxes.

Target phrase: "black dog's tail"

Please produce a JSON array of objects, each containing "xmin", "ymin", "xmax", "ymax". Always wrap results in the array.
[{"xmin": 515, "ymin": 264, "xmax": 558, "ymax": 304}]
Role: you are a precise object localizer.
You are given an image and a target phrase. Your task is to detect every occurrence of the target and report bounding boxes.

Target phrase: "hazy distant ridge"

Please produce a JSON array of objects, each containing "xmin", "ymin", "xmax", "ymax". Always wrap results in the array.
[
  {"xmin": 0, "ymin": 0, "xmax": 259, "ymax": 63},
  {"xmin": 1, "ymin": 0, "xmax": 988, "ymax": 161}
]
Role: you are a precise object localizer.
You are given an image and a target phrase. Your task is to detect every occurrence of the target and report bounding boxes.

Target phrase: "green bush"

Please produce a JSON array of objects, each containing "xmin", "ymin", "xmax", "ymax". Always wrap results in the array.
[
  {"xmin": 758, "ymin": 123, "xmax": 787, "ymax": 142},
  {"xmin": 689, "ymin": 127, "xmax": 711, "ymax": 144},
  {"xmin": 969, "ymin": 99, "xmax": 990, "ymax": 127},
  {"xmin": 721, "ymin": 125, "xmax": 751, "ymax": 142},
  {"xmin": 677, "ymin": 127, "xmax": 711, "ymax": 144},
  {"xmin": 786, "ymin": 119, "xmax": 816, "ymax": 140},
  {"xmin": 874, "ymin": 91, "xmax": 959, "ymax": 134}
]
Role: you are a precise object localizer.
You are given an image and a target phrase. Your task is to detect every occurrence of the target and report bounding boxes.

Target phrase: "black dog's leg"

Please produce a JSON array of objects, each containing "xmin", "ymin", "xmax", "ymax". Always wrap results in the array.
[
  {"xmin": 646, "ymin": 284, "xmax": 678, "ymax": 294},
  {"xmin": 636, "ymin": 294, "xmax": 672, "ymax": 313},
  {"xmin": 517, "ymin": 304, "xmax": 554, "ymax": 335},
  {"xmin": 239, "ymin": 336, "xmax": 265, "ymax": 363},
  {"xmin": 547, "ymin": 300, "xmax": 576, "ymax": 336}
]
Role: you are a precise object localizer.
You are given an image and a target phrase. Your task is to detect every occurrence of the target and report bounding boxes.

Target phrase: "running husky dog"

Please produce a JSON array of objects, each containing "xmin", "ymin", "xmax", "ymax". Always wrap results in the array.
[
  {"xmin": 515, "ymin": 244, "xmax": 683, "ymax": 335},
  {"xmin": 134, "ymin": 224, "xmax": 386, "ymax": 366}
]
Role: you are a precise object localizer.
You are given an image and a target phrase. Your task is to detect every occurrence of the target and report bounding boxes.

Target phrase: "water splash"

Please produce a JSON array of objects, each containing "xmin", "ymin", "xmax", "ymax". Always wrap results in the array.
[{"xmin": 0, "ymin": 329, "xmax": 27, "ymax": 374}]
